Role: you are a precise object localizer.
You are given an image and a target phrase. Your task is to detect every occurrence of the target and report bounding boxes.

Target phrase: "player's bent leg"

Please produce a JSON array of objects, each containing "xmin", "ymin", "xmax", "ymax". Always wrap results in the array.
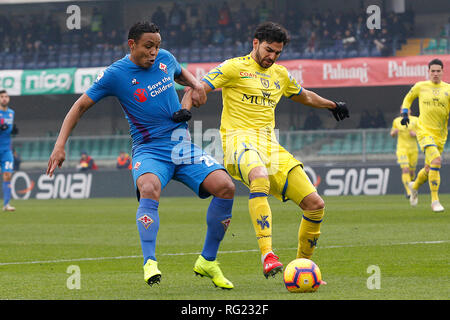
[
  {"xmin": 194, "ymin": 169, "xmax": 234, "ymax": 289},
  {"xmin": 284, "ymin": 166, "xmax": 324, "ymax": 260},
  {"xmin": 247, "ymin": 167, "xmax": 282, "ymax": 278},
  {"xmin": 429, "ymin": 156, "xmax": 444, "ymax": 212},
  {"xmin": 297, "ymin": 192, "xmax": 325, "ymax": 259},
  {"xmin": 2, "ymin": 171, "xmax": 14, "ymax": 212},
  {"xmin": 400, "ymin": 166, "xmax": 412, "ymax": 198},
  {"xmin": 136, "ymin": 173, "xmax": 162, "ymax": 286},
  {"xmin": 410, "ymin": 166, "xmax": 428, "ymax": 206}
]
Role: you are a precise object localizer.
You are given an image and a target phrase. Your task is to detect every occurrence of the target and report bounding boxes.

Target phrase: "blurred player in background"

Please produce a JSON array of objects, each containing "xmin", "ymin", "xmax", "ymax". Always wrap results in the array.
[
  {"xmin": 47, "ymin": 22, "xmax": 236, "ymax": 289},
  {"xmin": 390, "ymin": 107, "xmax": 418, "ymax": 199},
  {"xmin": 401, "ymin": 58, "xmax": 450, "ymax": 212},
  {"xmin": 0, "ymin": 90, "xmax": 17, "ymax": 212},
  {"xmin": 183, "ymin": 22, "xmax": 349, "ymax": 278}
]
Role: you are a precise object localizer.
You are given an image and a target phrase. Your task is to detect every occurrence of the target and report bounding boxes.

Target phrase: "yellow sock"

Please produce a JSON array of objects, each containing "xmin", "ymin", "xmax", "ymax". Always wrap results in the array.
[
  {"xmin": 249, "ymin": 178, "xmax": 272, "ymax": 256},
  {"xmin": 413, "ymin": 168, "xmax": 428, "ymax": 190},
  {"xmin": 297, "ymin": 208, "xmax": 324, "ymax": 259},
  {"xmin": 401, "ymin": 172, "xmax": 411, "ymax": 196},
  {"xmin": 429, "ymin": 165, "xmax": 441, "ymax": 202}
]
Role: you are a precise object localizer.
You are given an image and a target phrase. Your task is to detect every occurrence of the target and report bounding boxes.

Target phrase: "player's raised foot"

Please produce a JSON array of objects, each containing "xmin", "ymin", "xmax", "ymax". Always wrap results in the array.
[
  {"xmin": 431, "ymin": 201, "xmax": 444, "ymax": 213},
  {"xmin": 193, "ymin": 255, "xmax": 234, "ymax": 290},
  {"xmin": 408, "ymin": 182, "xmax": 418, "ymax": 206},
  {"xmin": 143, "ymin": 259, "xmax": 161, "ymax": 286},
  {"xmin": 2, "ymin": 204, "xmax": 15, "ymax": 212},
  {"xmin": 262, "ymin": 252, "xmax": 283, "ymax": 279}
]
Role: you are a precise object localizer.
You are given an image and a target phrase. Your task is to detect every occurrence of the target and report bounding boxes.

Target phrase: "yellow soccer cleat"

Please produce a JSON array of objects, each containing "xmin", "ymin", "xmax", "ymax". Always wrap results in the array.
[
  {"xmin": 193, "ymin": 255, "xmax": 234, "ymax": 290},
  {"xmin": 143, "ymin": 259, "xmax": 161, "ymax": 286}
]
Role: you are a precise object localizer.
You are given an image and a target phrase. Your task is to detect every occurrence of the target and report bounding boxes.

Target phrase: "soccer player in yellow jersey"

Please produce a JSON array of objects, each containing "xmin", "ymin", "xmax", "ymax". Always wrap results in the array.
[
  {"xmin": 401, "ymin": 58, "xmax": 450, "ymax": 212},
  {"xmin": 182, "ymin": 22, "xmax": 349, "ymax": 278},
  {"xmin": 390, "ymin": 108, "xmax": 419, "ymax": 198}
]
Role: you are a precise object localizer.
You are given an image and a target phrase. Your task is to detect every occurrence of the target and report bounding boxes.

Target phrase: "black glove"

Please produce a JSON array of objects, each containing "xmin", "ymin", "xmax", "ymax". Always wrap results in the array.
[
  {"xmin": 0, "ymin": 123, "xmax": 8, "ymax": 131},
  {"xmin": 172, "ymin": 109, "xmax": 192, "ymax": 123},
  {"xmin": 329, "ymin": 101, "xmax": 350, "ymax": 121},
  {"xmin": 11, "ymin": 124, "xmax": 18, "ymax": 135},
  {"xmin": 400, "ymin": 112, "xmax": 409, "ymax": 127}
]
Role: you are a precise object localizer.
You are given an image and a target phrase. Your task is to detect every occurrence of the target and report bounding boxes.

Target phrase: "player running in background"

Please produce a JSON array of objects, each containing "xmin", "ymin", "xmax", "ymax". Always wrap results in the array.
[
  {"xmin": 183, "ymin": 22, "xmax": 349, "ymax": 278},
  {"xmin": 390, "ymin": 107, "xmax": 418, "ymax": 199},
  {"xmin": 47, "ymin": 22, "xmax": 236, "ymax": 289},
  {"xmin": 401, "ymin": 58, "xmax": 450, "ymax": 212},
  {"xmin": 0, "ymin": 90, "xmax": 17, "ymax": 212}
]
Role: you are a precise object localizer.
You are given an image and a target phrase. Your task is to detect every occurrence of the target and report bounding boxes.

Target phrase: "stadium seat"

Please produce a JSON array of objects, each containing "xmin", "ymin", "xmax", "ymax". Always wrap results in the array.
[
  {"xmin": 437, "ymin": 38, "xmax": 448, "ymax": 54},
  {"xmin": 178, "ymin": 47, "xmax": 190, "ymax": 63},
  {"xmin": 423, "ymin": 38, "xmax": 437, "ymax": 54},
  {"xmin": 58, "ymin": 53, "xmax": 70, "ymax": 68}
]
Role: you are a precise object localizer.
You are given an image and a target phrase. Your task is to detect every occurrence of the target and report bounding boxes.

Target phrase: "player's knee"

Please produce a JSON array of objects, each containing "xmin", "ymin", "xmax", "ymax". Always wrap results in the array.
[
  {"xmin": 300, "ymin": 192, "xmax": 325, "ymax": 211},
  {"xmin": 401, "ymin": 167, "xmax": 410, "ymax": 174},
  {"xmin": 216, "ymin": 178, "xmax": 235, "ymax": 199},
  {"xmin": 138, "ymin": 181, "xmax": 161, "ymax": 200},
  {"xmin": 430, "ymin": 156, "xmax": 441, "ymax": 167},
  {"xmin": 2, "ymin": 172, "xmax": 12, "ymax": 181}
]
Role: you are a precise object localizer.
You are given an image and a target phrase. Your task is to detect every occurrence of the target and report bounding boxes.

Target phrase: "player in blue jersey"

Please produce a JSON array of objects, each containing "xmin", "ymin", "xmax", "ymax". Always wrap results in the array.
[
  {"xmin": 47, "ymin": 22, "xmax": 236, "ymax": 289},
  {"xmin": 0, "ymin": 90, "xmax": 17, "ymax": 212}
]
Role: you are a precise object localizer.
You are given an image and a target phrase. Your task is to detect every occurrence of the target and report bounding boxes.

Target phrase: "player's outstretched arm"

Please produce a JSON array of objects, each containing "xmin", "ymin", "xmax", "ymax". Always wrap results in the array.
[
  {"xmin": 291, "ymin": 88, "xmax": 349, "ymax": 121},
  {"xmin": 46, "ymin": 94, "xmax": 95, "ymax": 176}
]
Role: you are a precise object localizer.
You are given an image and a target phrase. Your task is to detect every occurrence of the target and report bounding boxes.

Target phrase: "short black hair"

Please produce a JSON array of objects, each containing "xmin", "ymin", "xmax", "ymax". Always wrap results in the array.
[
  {"xmin": 128, "ymin": 22, "xmax": 160, "ymax": 43},
  {"xmin": 253, "ymin": 22, "xmax": 290, "ymax": 45},
  {"xmin": 0, "ymin": 90, "xmax": 7, "ymax": 95},
  {"xmin": 428, "ymin": 58, "xmax": 443, "ymax": 69}
]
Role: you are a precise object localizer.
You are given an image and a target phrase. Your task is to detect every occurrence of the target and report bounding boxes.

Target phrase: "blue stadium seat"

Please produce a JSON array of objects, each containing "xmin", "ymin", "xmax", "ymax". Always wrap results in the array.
[
  {"xmin": 178, "ymin": 47, "xmax": 190, "ymax": 63},
  {"xmin": 58, "ymin": 53, "xmax": 70, "ymax": 68}
]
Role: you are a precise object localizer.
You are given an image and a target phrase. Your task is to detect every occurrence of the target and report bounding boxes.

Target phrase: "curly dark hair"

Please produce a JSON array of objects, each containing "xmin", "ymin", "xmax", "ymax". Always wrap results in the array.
[
  {"xmin": 128, "ymin": 21, "xmax": 160, "ymax": 43},
  {"xmin": 253, "ymin": 21, "xmax": 290, "ymax": 45}
]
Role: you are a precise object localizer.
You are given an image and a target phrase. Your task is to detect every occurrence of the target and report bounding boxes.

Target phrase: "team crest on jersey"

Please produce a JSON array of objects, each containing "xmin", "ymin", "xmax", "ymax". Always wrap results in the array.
[
  {"xmin": 260, "ymin": 78, "xmax": 270, "ymax": 88},
  {"xmin": 432, "ymin": 89, "xmax": 440, "ymax": 96},
  {"xmin": 221, "ymin": 218, "xmax": 231, "ymax": 232},
  {"xmin": 95, "ymin": 71, "xmax": 104, "ymax": 83},
  {"xmin": 159, "ymin": 62, "xmax": 168, "ymax": 74},
  {"xmin": 137, "ymin": 214, "xmax": 154, "ymax": 229},
  {"xmin": 274, "ymin": 80, "xmax": 280, "ymax": 90},
  {"xmin": 133, "ymin": 88, "xmax": 148, "ymax": 102}
]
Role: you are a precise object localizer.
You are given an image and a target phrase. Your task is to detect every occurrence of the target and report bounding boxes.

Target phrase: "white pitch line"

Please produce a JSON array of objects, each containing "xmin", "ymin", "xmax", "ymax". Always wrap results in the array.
[{"xmin": 0, "ymin": 240, "xmax": 448, "ymax": 266}]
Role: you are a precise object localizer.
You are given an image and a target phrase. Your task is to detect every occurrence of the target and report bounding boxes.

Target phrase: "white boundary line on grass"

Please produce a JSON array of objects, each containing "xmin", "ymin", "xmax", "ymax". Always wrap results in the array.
[{"xmin": 0, "ymin": 240, "xmax": 448, "ymax": 266}]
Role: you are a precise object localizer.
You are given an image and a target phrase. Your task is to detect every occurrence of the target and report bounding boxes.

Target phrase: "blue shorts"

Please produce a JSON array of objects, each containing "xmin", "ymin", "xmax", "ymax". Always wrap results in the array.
[
  {"xmin": 0, "ymin": 149, "xmax": 13, "ymax": 173},
  {"xmin": 132, "ymin": 139, "xmax": 225, "ymax": 200}
]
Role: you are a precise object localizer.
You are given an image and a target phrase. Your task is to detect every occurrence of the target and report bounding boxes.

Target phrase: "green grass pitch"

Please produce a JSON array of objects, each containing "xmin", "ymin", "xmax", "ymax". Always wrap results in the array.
[{"xmin": 0, "ymin": 194, "xmax": 448, "ymax": 300}]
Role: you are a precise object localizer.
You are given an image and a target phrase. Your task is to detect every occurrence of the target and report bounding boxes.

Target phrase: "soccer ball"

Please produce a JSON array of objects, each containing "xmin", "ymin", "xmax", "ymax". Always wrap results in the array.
[{"xmin": 283, "ymin": 258, "xmax": 322, "ymax": 293}]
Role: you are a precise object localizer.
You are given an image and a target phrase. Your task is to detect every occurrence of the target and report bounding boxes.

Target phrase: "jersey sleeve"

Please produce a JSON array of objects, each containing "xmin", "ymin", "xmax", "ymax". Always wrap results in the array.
[
  {"xmin": 85, "ymin": 66, "xmax": 116, "ymax": 102},
  {"xmin": 202, "ymin": 59, "xmax": 235, "ymax": 90},
  {"xmin": 282, "ymin": 68, "xmax": 302, "ymax": 98},
  {"xmin": 402, "ymin": 83, "xmax": 420, "ymax": 111},
  {"xmin": 391, "ymin": 118, "xmax": 398, "ymax": 130},
  {"xmin": 167, "ymin": 50, "xmax": 182, "ymax": 77}
]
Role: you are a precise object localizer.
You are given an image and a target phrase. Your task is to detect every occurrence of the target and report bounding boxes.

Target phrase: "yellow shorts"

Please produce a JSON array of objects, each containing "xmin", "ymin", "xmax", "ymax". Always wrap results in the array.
[
  {"xmin": 416, "ymin": 131, "xmax": 445, "ymax": 165},
  {"xmin": 222, "ymin": 129, "xmax": 316, "ymax": 202},
  {"xmin": 396, "ymin": 148, "xmax": 418, "ymax": 169}
]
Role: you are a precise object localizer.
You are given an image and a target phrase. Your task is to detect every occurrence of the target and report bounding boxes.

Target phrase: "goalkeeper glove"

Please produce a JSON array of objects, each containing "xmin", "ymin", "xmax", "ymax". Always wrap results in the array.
[
  {"xmin": 329, "ymin": 101, "xmax": 350, "ymax": 121},
  {"xmin": 400, "ymin": 112, "xmax": 409, "ymax": 127},
  {"xmin": 172, "ymin": 109, "xmax": 192, "ymax": 123}
]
